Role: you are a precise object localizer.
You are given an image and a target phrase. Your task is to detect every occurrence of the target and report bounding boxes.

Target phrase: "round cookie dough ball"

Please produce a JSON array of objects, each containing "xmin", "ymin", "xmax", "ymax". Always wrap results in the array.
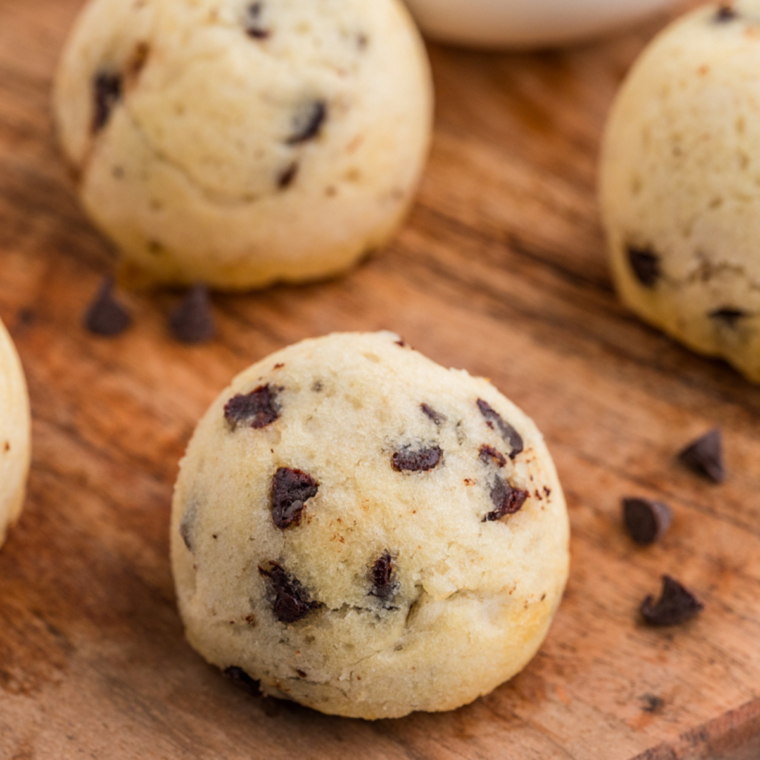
[
  {"xmin": 0, "ymin": 319, "xmax": 31, "ymax": 549},
  {"xmin": 54, "ymin": 0, "xmax": 432, "ymax": 290},
  {"xmin": 171, "ymin": 332, "xmax": 569, "ymax": 719},
  {"xmin": 600, "ymin": 1, "xmax": 760, "ymax": 382}
]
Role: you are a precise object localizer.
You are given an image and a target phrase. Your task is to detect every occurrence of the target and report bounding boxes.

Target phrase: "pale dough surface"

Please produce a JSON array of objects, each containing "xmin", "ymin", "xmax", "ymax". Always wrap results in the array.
[
  {"xmin": 54, "ymin": 0, "xmax": 432, "ymax": 290},
  {"xmin": 600, "ymin": 0, "xmax": 760, "ymax": 382},
  {"xmin": 0, "ymin": 319, "xmax": 31, "ymax": 550},
  {"xmin": 172, "ymin": 332, "xmax": 569, "ymax": 719}
]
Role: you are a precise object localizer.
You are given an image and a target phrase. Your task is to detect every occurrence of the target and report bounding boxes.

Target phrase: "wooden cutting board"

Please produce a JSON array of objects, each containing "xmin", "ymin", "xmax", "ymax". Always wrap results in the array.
[{"xmin": 1, "ymin": 1, "xmax": 759, "ymax": 758}]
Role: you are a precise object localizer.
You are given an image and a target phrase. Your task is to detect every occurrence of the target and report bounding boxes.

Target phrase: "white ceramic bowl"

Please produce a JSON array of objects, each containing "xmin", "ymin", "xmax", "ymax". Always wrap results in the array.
[{"xmin": 403, "ymin": 0, "xmax": 685, "ymax": 48}]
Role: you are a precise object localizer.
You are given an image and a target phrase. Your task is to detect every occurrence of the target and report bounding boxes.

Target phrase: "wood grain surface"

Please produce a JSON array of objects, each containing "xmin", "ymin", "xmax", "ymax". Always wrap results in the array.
[{"xmin": 1, "ymin": 1, "xmax": 759, "ymax": 758}]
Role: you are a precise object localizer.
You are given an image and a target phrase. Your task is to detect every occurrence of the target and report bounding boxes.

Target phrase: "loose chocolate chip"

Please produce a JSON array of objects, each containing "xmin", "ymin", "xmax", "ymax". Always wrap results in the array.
[
  {"xmin": 420, "ymin": 403, "xmax": 445, "ymax": 426},
  {"xmin": 271, "ymin": 467, "xmax": 319, "ymax": 529},
  {"xmin": 392, "ymin": 445, "xmax": 442, "ymax": 472},
  {"xmin": 258, "ymin": 562, "xmax": 320, "ymax": 623},
  {"xmin": 168, "ymin": 284, "xmax": 216, "ymax": 344},
  {"xmin": 678, "ymin": 428, "xmax": 725, "ymax": 483},
  {"xmin": 277, "ymin": 161, "xmax": 299, "ymax": 189},
  {"xmin": 369, "ymin": 551, "xmax": 396, "ymax": 600},
  {"xmin": 715, "ymin": 3, "xmax": 738, "ymax": 22},
  {"xmin": 92, "ymin": 72, "xmax": 122, "ymax": 132},
  {"xmin": 709, "ymin": 307, "xmax": 747, "ymax": 327},
  {"xmin": 641, "ymin": 694, "xmax": 665, "ymax": 714},
  {"xmin": 623, "ymin": 497, "xmax": 673, "ymax": 546},
  {"xmin": 484, "ymin": 476, "xmax": 529, "ymax": 521},
  {"xmin": 286, "ymin": 100, "xmax": 327, "ymax": 145},
  {"xmin": 640, "ymin": 575, "xmax": 704, "ymax": 627},
  {"xmin": 476, "ymin": 399, "xmax": 524, "ymax": 458},
  {"xmin": 627, "ymin": 246, "xmax": 661, "ymax": 287},
  {"xmin": 224, "ymin": 384, "xmax": 280, "ymax": 430},
  {"xmin": 479, "ymin": 444, "xmax": 506, "ymax": 468},
  {"xmin": 224, "ymin": 666, "xmax": 261, "ymax": 696},
  {"xmin": 83, "ymin": 276, "xmax": 132, "ymax": 337},
  {"xmin": 244, "ymin": 2, "xmax": 270, "ymax": 38}
]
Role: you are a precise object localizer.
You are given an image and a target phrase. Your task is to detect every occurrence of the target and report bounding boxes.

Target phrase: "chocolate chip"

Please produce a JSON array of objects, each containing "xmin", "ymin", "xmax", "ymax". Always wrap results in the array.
[
  {"xmin": 640, "ymin": 575, "xmax": 704, "ymax": 626},
  {"xmin": 244, "ymin": 2, "xmax": 270, "ymax": 38},
  {"xmin": 484, "ymin": 476, "xmax": 529, "ymax": 521},
  {"xmin": 369, "ymin": 551, "xmax": 396, "ymax": 601},
  {"xmin": 391, "ymin": 445, "xmax": 442, "ymax": 472},
  {"xmin": 224, "ymin": 384, "xmax": 280, "ymax": 430},
  {"xmin": 477, "ymin": 399, "xmax": 523, "ymax": 458},
  {"xmin": 479, "ymin": 444, "xmax": 506, "ymax": 468},
  {"xmin": 258, "ymin": 562, "xmax": 320, "ymax": 623},
  {"xmin": 83, "ymin": 276, "xmax": 132, "ymax": 337},
  {"xmin": 715, "ymin": 3, "xmax": 738, "ymax": 22},
  {"xmin": 420, "ymin": 403, "xmax": 445, "ymax": 426},
  {"xmin": 709, "ymin": 307, "xmax": 747, "ymax": 327},
  {"xmin": 178, "ymin": 501, "xmax": 198, "ymax": 552},
  {"xmin": 271, "ymin": 467, "xmax": 319, "ymax": 529},
  {"xmin": 224, "ymin": 666, "xmax": 261, "ymax": 696},
  {"xmin": 168, "ymin": 284, "xmax": 216, "ymax": 344},
  {"xmin": 295, "ymin": 669, "xmax": 307, "ymax": 678},
  {"xmin": 627, "ymin": 246, "xmax": 660, "ymax": 287},
  {"xmin": 641, "ymin": 694, "xmax": 665, "ymax": 714},
  {"xmin": 623, "ymin": 498, "xmax": 673, "ymax": 546},
  {"xmin": 286, "ymin": 101, "xmax": 327, "ymax": 145},
  {"xmin": 277, "ymin": 161, "xmax": 299, "ymax": 189},
  {"xmin": 678, "ymin": 428, "xmax": 725, "ymax": 483},
  {"xmin": 92, "ymin": 72, "xmax": 122, "ymax": 132}
]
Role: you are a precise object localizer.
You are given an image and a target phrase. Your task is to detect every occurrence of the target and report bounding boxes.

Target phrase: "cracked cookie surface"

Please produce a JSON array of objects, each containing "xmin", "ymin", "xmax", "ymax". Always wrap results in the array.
[
  {"xmin": 600, "ymin": 0, "xmax": 760, "ymax": 382},
  {"xmin": 54, "ymin": 0, "xmax": 432, "ymax": 290},
  {"xmin": 0, "ymin": 319, "xmax": 31, "ymax": 549},
  {"xmin": 171, "ymin": 332, "xmax": 569, "ymax": 719}
]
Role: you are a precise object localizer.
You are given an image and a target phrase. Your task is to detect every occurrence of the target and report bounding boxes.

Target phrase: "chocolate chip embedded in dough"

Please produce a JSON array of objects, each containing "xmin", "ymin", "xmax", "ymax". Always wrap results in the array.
[
  {"xmin": 678, "ymin": 428, "xmax": 725, "ymax": 483},
  {"xmin": 277, "ymin": 161, "xmax": 299, "ymax": 190},
  {"xmin": 271, "ymin": 467, "xmax": 319, "ymax": 529},
  {"xmin": 627, "ymin": 246, "xmax": 660, "ymax": 287},
  {"xmin": 224, "ymin": 384, "xmax": 281, "ymax": 430},
  {"xmin": 714, "ymin": 3, "xmax": 738, "ymax": 22},
  {"xmin": 391, "ymin": 445, "xmax": 442, "ymax": 472},
  {"xmin": 287, "ymin": 100, "xmax": 327, "ymax": 145},
  {"xmin": 369, "ymin": 551, "xmax": 396, "ymax": 601},
  {"xmin": 421, "ymin": 403, "xmax": 445, "ymax": 426},
  {"xmin": 622, "ymin": 497, "xmax": 673, "ymax": 546},
  {"xmin": 92, "ymin": 72, "xmax": 122, "ymax": 132},
  {"xmin": 484, "ymin": 476, "xmax": 529, "ymax": 521},
  {"xmin": 244, "ymin": 2, "xmax": 270, "ymax": 39},
  {"xmin": 258, "ymin": 562, "xmax": 321, "ymax": 624},
  {"xmin": 709, "ymin": 307, "xmax": 747, "ymax": 328},
  {"xmin": 178, "ymin": 500, "xmax": 198, "ymax": 552},
  {"xmin": 640, "ymin": 575, "xmax": 704, "ymax": 627},
  {"xmin": 476, "ymin": 399, "xmax": 523, "ymax": 458},
  {"xmin": 479, "ymin": 444, "xmax": 506, "ymax": 468}
]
